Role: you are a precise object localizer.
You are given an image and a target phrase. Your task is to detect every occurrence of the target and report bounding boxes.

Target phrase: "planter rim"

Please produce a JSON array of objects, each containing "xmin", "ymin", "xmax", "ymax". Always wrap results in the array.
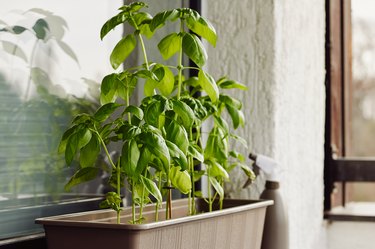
[{"xmin": 36, "ymin": 198, "xmax": 273, "ymax": 231}]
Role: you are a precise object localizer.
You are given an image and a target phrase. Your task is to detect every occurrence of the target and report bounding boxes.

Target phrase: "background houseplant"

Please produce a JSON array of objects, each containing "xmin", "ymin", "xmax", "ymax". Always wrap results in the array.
[{"xmin": 58, "ymin": 1, "xmax": 256, "ymax": 224}]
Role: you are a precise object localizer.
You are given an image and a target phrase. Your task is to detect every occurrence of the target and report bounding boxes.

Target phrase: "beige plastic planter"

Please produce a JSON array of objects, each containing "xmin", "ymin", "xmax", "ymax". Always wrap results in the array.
[{"xmin": 36, "ymin": 198, "xmax": 273, "ymax": 249}]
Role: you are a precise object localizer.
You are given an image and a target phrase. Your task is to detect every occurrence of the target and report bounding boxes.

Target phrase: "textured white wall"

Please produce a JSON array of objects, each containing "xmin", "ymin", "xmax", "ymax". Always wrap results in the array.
[{"xmin": 203, "ymin": 1, "xmax": 326, "ymax": 249}]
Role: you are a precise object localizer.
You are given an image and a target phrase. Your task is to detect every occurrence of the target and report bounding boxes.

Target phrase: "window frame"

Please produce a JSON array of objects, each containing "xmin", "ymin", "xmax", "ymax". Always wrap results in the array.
[{"xmin": 324, "ymin": 0, "xmax": 375, "ymax": 216}]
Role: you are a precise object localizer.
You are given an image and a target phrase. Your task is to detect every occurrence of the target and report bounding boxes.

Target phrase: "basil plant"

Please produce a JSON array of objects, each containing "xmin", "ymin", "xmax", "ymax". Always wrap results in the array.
[{"xmin": 59, "ymin": 2, "xmax": 255, "ymax": 224}]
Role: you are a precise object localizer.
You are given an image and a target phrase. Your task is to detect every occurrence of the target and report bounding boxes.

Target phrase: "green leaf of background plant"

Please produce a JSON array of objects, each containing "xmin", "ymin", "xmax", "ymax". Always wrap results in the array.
[
  {"xmin": 1, "ymin": 41, "xmax": 28, "ymax": 62},
  {"xmin": 186, "ymin": 16, "xmax": 217, "ymax": 47},
  {"xmin": 158, "ymin": 33, "xmax": 181, "ymax": 60},
  {"xmin": 170, "ymin": 166, "xmax": 191, "ymax": 194},
  {"xmin": 94, "ymin": 103, "xmax": 122, "ymax": 123},
  {"xmin": 110, "ymin": 34, "xmax": 136, "ymax": 69},
  {"xmin": 198, "ymin": 70, "xmax": 219, "ymax": 103},
  {"xmin": 12, "ymin": 25, "xmax": 27, "ymax": 34},
  {"xmin": 182, "ymin": 33, "xmax": 207, "ymax": 67},
  {"xmin": 56, "ymin": 40, "xmax": 79, "ymax": 64},
  {"xmin": 80, "ymin": 134, "xmax": 100, "ymax": 168},
  {"xmin": 141, "ymin": 175, "xmax": 162, "ymax": 203},
  {"xmin": 32, "ymin": 18, "xmax": 49, "ymax": 40},
  {"xmin": 64, "ymin": 167, "xmax": 99, "ymax": 191}
]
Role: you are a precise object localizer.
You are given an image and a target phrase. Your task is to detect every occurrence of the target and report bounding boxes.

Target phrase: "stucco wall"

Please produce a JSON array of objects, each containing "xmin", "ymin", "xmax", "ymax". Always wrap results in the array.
[{"xmin": 203, "ymin": 1, "xmax": 326, "ymax": 249}]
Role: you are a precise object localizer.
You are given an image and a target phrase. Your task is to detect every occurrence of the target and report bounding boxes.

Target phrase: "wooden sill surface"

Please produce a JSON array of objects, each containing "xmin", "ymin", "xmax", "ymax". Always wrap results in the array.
[{"xmin": 325, "ymin": 202, "xmax": 375, "ymax": 222}]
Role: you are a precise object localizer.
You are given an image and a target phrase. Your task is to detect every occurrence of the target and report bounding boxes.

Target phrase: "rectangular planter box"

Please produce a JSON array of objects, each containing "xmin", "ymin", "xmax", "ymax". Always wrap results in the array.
[{"xmin": 36, "ymin": 198, "xmax": 273, "ymax": 249}]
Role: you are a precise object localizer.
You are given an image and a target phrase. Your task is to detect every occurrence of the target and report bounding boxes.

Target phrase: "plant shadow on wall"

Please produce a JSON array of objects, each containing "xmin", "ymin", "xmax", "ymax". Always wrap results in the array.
[
  {"xmin": 58, "ymin": 2, "xmax": 257, "ymax": 225},
  {"xmin": 0, "ymin": 9, "xmax": 100, "ymax": 205}
]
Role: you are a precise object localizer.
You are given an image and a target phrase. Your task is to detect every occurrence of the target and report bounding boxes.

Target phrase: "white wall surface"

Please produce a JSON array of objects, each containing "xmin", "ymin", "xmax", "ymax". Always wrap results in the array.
[{"xmin": 203, "ymin": 1, "xmax": 326, "ymax": 249}]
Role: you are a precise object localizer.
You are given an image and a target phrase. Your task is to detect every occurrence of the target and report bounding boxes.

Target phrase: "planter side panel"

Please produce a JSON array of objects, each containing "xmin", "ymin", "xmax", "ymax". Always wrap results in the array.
[{"xmin": 137, "ymin": 208, "xmax": 266, "ymax": 249}]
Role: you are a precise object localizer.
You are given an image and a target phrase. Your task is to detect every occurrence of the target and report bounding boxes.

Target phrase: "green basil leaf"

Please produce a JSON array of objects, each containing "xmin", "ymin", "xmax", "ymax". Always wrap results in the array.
[
  {"xmin": 166, "ymin": 140, "xmax": 188, "ymax": 171},
  {"xmin": 77, "ymin": 128, "xmax": 92, "ymax": 150},
  {"xmin": 193, "ymin": 170, "xmax": 205, "ymax": 182},
  {"xmin": 198, "ymin": 70, "xmax": 219, "ymax": 103},
  {"xmin": 123, "ymin": 105, "xmax": 144, "ymax": 120},
  {"xmin": 94, "ymin": 103, "xmax": 122, "ymax": 123},
  {"xmin": 182, "ymin": 33, "xmax": 207, "ymax": 68},
  {"xmin": 158, "ymin": 33, "xmax": 181, "ymax": 60},
  {"xmin": 80, "ymin": 134, "xmax": 100, "ymax": 168},
  {"xmin": 204, "ymin": 127, "xmax": 227, "ymax": 162},
  {"xmin": 140, "ymin": 175, "xmax": 162, "ymax": 203},
  {"xmin": 170, "ymin": 166, "xmax": 191, "ymax": 194},
  {"xmin": 172, "ymin": 99, "xmax": 196, "ymax": 129},
  {"xmin": 110, "ymin": 34, "xmax": 136, "ymax": 70},
  {"xmin": 64, "ymin": 167, "xmax": 99, "ymax": 191},
  {"xmin": 121, "ymin": 139, "xmax": 140, "ymax": 177},
  {"xmin": 144, "ymin": 100, "xmax": 165, "ymax": 127},
  {"xmin": 100, "ymin": 73, "xmax": 120, "ymax": 104},
  {"xmin": 140, "ymin": 131, "xmax": 170, "ymax": 172},
  {"xmin": 165, "ymin": 119, "xmax": 189, "ymax": 154},
  {"xmin": 186, "ymin": 16, "xmax": 217, "ymax": 47},
  {"xmin": 217, "ymin": 78, "xmax": 248, "ymax": 90},
  {"xmin": 65, "ymin": 131, "xmax": 78, "ymax": 165},
  {"xmin": 100, "ymin": 11, "xmax": 129, "ymax": 40},
  {"xmin": 58, "ymin": 125, "xmax": 78, "ymax": 154},
  {"xmin": 209, "ymin": 177, "xmax": 224, "ymax": 201},
  {"xmin": 149, "ymin": 9, "xmax": 179, "ymax": 31},
  {"xmin": 220, "ymin": 94, "xmax": 242, "ymax": 109},
  {"xmin": 226, "ymin": 104, "xmax": 245, "ymax": 129},
  {"xmin": 156, "ymin": 66, "xmax": 174, "ymax": 96},
  {"xmin": 240, "ymin": 164, "xmax": 256, "ymax": 180},
  {"xmin": 136, "ymin": 147, "xmax": 152, "ymax": 175},
  {"xmin": 117, "ymin": 75, "xmax": 137, "ymax": 102},
  {"xmin": 206, "ymin": 159, "xmax": 229, "ymax": 179},
  {"xmin": 188, "ymin": 143, "xmax": 204, "ymax": 162}
]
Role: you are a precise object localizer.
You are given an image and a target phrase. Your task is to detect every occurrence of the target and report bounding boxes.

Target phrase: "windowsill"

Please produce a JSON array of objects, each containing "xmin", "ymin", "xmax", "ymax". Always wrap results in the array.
[{"xmin": 324, "ymin": 202, "xmax": 375, "ymax": 222}]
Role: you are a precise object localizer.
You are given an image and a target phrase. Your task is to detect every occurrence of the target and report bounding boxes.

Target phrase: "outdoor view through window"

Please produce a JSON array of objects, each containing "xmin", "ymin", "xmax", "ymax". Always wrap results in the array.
[
  {"xmin": 348, "ymin": 0, "xmax": 375, "ymax": 201},
  {"xmin": 0, "ymin": 0, "xmax": 184, "ymax": 240},
  {"xmin": 0, "ymin": 0, "xmax": 122, "ymax": 239}
]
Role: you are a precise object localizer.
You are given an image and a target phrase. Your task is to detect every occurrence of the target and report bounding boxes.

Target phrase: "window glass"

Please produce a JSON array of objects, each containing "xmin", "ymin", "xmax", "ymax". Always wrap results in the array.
[
  {"xmin": 0, "ymin": 0, "xmax": 122, "ymax": 239},
  {"xmin": 350, "ymin": 0, "xmax": 375, "ymax": 157},
  {"xmin": 0, "ymin": 0, "xmax": 186, "ymax": 240}
]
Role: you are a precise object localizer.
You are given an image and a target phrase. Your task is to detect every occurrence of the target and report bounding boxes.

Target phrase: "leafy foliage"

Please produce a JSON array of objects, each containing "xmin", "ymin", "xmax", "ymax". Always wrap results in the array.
[{"xmin": 59, "ymin": 1, "xmax": 255, "ymax": 224}]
